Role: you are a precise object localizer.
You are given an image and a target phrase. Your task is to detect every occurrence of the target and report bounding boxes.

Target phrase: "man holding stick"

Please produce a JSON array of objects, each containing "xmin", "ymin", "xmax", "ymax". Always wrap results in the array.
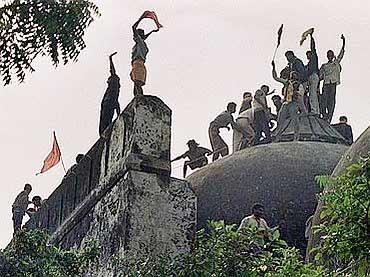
[{"xmin": 304, "ymin": 28, "xmax": 320, "ymax": 115}]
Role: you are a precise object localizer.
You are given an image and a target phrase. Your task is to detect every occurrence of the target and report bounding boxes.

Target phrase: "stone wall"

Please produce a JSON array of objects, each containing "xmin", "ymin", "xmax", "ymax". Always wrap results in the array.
[{"xmin": 25, "ymin": 95, "xmax": 197, "ymax": 276}]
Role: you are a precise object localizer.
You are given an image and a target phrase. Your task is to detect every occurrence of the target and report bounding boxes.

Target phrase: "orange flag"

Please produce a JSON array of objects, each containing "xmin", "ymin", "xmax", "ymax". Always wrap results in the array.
[
  {"xmin": 142, "ymin": 11, "xmax": 163, "ymax": 29},
  {"xmin": 38, "ymin": 132, "xmax": 64, "ymax": 174}
]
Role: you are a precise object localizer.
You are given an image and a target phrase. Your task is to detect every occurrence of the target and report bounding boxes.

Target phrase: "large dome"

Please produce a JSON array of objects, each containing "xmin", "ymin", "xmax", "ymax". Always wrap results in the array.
[{"xmin": 187, "ymin": 141, "xmax": 348, "ymax": 251}]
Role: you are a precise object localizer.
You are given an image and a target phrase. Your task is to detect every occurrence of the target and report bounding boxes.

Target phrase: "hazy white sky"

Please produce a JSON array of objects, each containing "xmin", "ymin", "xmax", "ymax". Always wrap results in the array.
[{"xmin": 0, "ymin": 0, "xmax": 369, "ymax": 247}]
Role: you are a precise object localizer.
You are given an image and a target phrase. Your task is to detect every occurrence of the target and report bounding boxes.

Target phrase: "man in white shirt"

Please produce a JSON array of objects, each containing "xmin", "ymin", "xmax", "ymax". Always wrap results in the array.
[
  {"xmin": 233, "ymin": 107, "xmax": 255, "ymax": 152},
  {"xmin": 238, "ymin": 203, "xmax": 270, "ymax": 239},
  {"xmin": 209, "ymin": 102, "xmax": 246, "ymax": 161},
  {"xmin": 319, "ymin": 34, "xmax": 346, "ymax": 123}
]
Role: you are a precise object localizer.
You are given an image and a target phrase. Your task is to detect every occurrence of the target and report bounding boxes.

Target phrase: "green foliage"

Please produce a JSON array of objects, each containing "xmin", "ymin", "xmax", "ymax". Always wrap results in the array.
[
  {"xmin": 118, "ymin": 221, "xmax": 325, "ymax": 277},
  {"xmin": 314, "ymin": 156, "xmax": 370, "ymax": 276},
  {"xmin": 0, "ymin": 0, "xmax": 100, "ymax": 84},
  {"xmin": 0, "ymin": 229, "xmax": 99, "ymax": 277}
]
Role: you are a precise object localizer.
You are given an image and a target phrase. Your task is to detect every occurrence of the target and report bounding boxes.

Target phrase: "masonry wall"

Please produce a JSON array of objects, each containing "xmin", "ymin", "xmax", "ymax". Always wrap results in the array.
[{"xmin": 25, "ymin": 95, "xmax": 197, "ymax": 276}]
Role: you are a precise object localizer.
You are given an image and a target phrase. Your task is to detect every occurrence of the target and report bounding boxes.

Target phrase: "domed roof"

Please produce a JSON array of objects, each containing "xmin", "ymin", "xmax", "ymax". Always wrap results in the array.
[
  {"xmin": 187, "ymin": 141, "xmax": 348, "ymax": 251},
  {"xmin": 273, "ymin": 114, "xmax": 348, "ymax": 144}
]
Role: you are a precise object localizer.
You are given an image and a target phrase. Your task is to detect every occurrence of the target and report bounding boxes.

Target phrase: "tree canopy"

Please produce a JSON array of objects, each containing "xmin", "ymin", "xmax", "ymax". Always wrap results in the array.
[
  {"xmin": 0, "ymin": 0, "xmax": 99, "ymax": 85},
  {"xmin": 0, "ymin": 229, "xmax": 98, "ymax": 277}
]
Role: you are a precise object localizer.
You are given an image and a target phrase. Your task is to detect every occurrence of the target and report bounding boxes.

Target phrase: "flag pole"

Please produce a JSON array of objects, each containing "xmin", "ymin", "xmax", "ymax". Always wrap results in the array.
[
  {"xmin": 53, "ymin": 131, "xmax": 67, "ymax": 174},
  {"xmin": 272, "ymin": 46, "xmax": 278, "ymax": 61},
  {"xmin": 60, "ymin": 155, "xmax": 67, "ymax": 174}
]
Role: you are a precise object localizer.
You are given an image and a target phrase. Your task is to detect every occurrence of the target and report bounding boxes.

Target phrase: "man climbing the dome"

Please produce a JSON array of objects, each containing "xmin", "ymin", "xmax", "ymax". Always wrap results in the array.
[
  {"xmin": 209, "ymin": 102, "xmax": 246, "ymax": 161},
  {"xmin": 171, "ymin": 140, "xmax": 212, "ymax": 178}
]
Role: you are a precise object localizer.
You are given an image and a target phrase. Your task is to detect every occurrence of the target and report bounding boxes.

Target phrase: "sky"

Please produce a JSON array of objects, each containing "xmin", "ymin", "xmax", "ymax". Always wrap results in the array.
[{"xmin": 0, "ymin": 0, "xmax": 369, "ymax": 248}]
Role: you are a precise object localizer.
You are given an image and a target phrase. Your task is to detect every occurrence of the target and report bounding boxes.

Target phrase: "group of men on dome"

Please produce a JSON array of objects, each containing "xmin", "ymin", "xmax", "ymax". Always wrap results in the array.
[{"xmin": 172, "ymin": 29, "xmax": 354, "ymax": 178}]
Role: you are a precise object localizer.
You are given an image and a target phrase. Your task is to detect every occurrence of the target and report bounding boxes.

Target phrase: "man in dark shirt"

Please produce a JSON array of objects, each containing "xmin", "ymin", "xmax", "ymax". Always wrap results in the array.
[
  {"xmin": 332, "ymin": 116, "xmax": 354, "ymax": 145},
  {"xmin": 285, "ymin": 51, "xmax": 307, "ymax": 84},
  {"xmin": 171, "ymin": 140, "xmax": 212, "ymax": 177},
  {"xmin": 305, "ymin": 29, "xmax": 320, "ymax": 115},
  {"xmin": 99, "ymin": 52, "xmax": 121, "ymax": 136},
  {"xmin": 272, "ymin": 95, "xmax": 283, "ymax": 114},
  {"xmin": 64, "ymin": 154, "xmax": 84, "ymax": 178},
  {"xmin": 12, "ymin": 184, "xmax": 32, "ymax": 235},
  {"xmin": 253, "ymin": 85, "xmax": 275, "ymax": 145},
  {"xmin": 239, "ymin": 92, "xmax": 253, "ymax": 114},
  {"xmin": 26, "ymin": 196, "xmax": 43, "ymax": 217}
]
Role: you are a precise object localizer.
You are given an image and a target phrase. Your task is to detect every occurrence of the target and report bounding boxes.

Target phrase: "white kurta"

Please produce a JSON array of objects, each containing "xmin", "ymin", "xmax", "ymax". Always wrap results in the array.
[{"xmin": 233, "ymin": 108, "xmax": 255, "ymax": 153}]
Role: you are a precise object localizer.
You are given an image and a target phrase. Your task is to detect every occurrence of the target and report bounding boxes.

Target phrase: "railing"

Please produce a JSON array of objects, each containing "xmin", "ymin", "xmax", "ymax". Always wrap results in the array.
[{"xmin": 25, "ymin": 137, "xmax": 106, "ymax": 233}]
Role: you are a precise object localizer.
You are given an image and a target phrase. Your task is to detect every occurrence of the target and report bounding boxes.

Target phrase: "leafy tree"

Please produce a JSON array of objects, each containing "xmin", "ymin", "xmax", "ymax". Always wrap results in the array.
[
  {"xmin": 0, "ymin": 0, "xmax": 100, "ymax": 84},
  {"xmin": 314, "ymin": 156, "xmax": 370, "ymax": 276},
  {"xmin": 0, "ymin": 229, "xmax": 99, "ymax": 277},
  {"xmin": 118, "ymin": 221, "xmax": 325, "ymax": 277}
]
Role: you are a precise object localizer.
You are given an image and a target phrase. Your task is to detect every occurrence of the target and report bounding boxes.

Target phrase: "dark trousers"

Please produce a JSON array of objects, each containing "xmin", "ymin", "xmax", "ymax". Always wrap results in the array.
[
  {"xmin": 99, "ymin": 105, "xmax": 115, "ymax": 135},
  {"xmin": 12, "ymin": 210, "xmax": 24, "ymax": 235},
  {"xmin": 254, "ymin": 110, "xmax": 271, "ymax": 144},
  {"xmin": 321, "ymin": 83, "xmax": 337, "ymax": 123}
]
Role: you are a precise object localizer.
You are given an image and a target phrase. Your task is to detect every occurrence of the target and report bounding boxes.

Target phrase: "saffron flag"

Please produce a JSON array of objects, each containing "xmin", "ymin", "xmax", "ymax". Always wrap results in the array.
[
  {"xmin": 300, "ymin": 27, "xmax": 314, "ymax": 45},
  {"xmin": 277, "ymin": 24, "xmax": 284, "ymax": 47},
  {"xmin": 142, "ymin": 11, "xmax": 163, "ymax": 29},
  {"xmin": 38, "ymin": 132, "xmax": 61, "ymax": 174}
]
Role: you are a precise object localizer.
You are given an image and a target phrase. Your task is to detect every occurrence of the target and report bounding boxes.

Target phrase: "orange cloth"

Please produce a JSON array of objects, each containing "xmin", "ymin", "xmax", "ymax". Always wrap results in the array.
[
  {"xmin": 130, "ymin": 59, "xmax": 147, "ymax": 85},
  {"xmin": 39, "ymin": 132, "xmax": 61, "ymax": 174},
  {"xmin": 142, "ymin": 11, "xmax": 163, "ymax": 29}
]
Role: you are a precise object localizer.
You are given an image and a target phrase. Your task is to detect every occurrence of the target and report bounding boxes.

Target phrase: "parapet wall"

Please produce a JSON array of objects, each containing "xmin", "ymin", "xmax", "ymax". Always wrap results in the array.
[{"xmin": 25, "ymin": 95, "xmax": 197, "ymax": 276}]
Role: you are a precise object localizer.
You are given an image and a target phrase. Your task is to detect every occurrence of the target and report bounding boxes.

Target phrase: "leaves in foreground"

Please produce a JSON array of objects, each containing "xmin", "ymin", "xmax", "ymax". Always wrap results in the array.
[{"xmin": 0, "ymin": 0, "xmax": 100, "ymax": 85}]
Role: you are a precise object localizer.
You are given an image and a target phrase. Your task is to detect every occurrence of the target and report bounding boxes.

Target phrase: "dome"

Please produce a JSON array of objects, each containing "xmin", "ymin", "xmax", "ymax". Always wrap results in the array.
[
  {"xmin": 273, "ymin": 113, "xmax": 348, "ymax": 144},
  {"xmin": 187, "ymin": 140, "xmax": 348, "ymax": 251}
]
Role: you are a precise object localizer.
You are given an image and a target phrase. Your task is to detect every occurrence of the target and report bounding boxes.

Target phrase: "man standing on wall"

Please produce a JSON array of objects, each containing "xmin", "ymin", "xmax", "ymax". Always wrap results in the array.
[
  {"xmin": 99, "ymin": 52, "xmax": 121, "ymax": 136},
  {"xmin": 319, "ymin": 35, "xmax": 346, "ymax": 123},
  {"xmin": 12, "ymin": 184, "xmax": 32, "ymax": 235},
  {"xmin": 131, "ymin": 12, "xmax": 162, "ymax": 96}
]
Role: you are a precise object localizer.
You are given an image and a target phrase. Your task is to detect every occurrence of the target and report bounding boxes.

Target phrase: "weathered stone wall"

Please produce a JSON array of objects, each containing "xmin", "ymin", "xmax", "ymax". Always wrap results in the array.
[{"xmin": 25, "ymin": 95, "xmax": 197, "ymax": 275}]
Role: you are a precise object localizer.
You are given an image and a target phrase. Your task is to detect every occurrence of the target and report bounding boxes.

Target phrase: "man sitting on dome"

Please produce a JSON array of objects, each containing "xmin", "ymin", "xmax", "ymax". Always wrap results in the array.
[
  {"xmin": 332, "ymin": 116, "xmax": 353, "ymax": 145},
  {"xmin": 238, "ymin": 203, "xmax": 271, "ymax": 239},
  {"xmin": 209, "ymin": 102, "xmax": 246, "ymax": 161},
  {"xmin": 171, "ymin": 140, "xmax": 212, "ymax": 178}
]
